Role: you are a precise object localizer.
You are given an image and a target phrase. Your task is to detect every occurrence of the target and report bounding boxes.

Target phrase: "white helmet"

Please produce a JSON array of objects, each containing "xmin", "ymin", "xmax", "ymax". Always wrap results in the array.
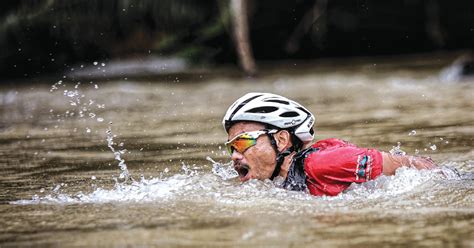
[{"xmin": 223, "ymin": 92, "xmax": 315, "ymax": 144}]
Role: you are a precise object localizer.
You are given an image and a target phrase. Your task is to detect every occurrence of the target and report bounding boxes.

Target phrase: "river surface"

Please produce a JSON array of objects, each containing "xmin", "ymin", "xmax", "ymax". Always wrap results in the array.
[{"xmin": 0, "ymin": 56, "xmax": 473, "ymax": 247}]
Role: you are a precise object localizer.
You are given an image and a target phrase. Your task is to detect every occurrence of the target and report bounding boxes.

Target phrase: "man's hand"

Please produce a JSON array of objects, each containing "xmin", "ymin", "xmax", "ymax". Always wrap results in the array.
[{"xmin": 382, "ymin": 152, "xmax": 437, "ymax": 175}]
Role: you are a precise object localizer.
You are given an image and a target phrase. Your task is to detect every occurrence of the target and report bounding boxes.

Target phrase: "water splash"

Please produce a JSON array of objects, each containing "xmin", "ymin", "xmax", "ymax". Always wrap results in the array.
[
  {"xmin": 49, "ymin": 79, "xmax": 132, "ymax": 184},
  {"xmin": 50, "ymin": 80, "xmax": 63, "ymax": 92},
  {"xmin": 106, "ymin": 126, "xmax": 131, "ymax": 183},
  {"xmin": 10, "ymin": 162, "xmax": 470, "ymax": 208},
  {"xmin": 342, "ymin": 166, "xmax": 461, "ymax": 199},
  {"xmin": 389, "ymin": 142, "xmax": 406, "ymax": 155},
  {"xmin": 207, "ymin": 156, "xmax": 238, "ymax": 180},
  {"xmin": 13, "ymin": 176, "xmax": 185, "ymax": 205}
]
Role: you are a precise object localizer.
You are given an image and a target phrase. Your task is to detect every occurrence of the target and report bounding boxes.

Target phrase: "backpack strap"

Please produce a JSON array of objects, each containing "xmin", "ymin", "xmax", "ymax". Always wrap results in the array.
[{"xmin": 282, "ymin": 147, "xmax": 319, "ymax": 191}]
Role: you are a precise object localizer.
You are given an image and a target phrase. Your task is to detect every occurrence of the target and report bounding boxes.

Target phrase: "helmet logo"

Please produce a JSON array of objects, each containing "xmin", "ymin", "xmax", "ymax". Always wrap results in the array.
[
  {"xmin": 307, "ymin": 117, "xmax": 314, "ymax": 128},
  {"xmin": 284, "ymin": 119, "xmax": 300, "ymax": 126}
]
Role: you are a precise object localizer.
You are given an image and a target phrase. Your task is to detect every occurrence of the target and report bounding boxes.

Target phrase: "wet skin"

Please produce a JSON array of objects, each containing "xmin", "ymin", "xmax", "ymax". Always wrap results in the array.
[{"xmin": 227, "ymin": 122, "xmax": 278, "ymax": 182}]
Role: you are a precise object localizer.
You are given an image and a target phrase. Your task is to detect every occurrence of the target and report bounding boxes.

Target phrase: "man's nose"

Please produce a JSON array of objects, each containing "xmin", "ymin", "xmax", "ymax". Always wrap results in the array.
[{"xmin": 230, "ymin": 149, "xmax": 244, "ymax": 161}]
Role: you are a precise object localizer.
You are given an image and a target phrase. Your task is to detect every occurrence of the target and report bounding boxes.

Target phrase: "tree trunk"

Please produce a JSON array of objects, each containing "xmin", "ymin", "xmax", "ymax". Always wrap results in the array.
[{"xmin": 230, "ymin": 0, "xmax": 257, "ymax": 76}]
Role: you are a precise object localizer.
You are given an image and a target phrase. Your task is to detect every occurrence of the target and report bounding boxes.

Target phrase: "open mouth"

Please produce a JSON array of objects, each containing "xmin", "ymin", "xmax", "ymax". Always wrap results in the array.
[{"xmin": 234, "ymin": 164, "xmax": 250, "ymax": 179}]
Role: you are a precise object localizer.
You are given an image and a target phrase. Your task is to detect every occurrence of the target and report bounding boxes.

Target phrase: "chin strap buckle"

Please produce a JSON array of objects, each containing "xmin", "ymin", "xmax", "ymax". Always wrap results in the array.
[{"xmin": 270, "ymin": 146, "xmax": 294, "ymax": 180}]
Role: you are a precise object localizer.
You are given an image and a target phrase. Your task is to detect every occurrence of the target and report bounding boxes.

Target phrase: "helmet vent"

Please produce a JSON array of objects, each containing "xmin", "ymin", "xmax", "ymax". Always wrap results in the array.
[
  {"xmin": 280, "ymin": 111, "xmax": 299, "ymax": 117},
  {"xmin": 247, "ymin": 106, "xmax": 278, "ymax": 113},
  {"xmin": 228, "ymin": 94, "xmax": 262, "ymax": 121},
  {"xmin": 265, "ymin": 99, "xmax": 289, "ymax": 105},
  {"xmin": 297, "ymin": 107, "xmax": 310, "ymax": 114}
]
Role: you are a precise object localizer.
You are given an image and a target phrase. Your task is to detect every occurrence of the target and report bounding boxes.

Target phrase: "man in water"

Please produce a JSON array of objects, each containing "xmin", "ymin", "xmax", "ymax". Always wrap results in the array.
[{"xmin": 223, "ymin": 92, "xmax": 436, "ymax": 196}]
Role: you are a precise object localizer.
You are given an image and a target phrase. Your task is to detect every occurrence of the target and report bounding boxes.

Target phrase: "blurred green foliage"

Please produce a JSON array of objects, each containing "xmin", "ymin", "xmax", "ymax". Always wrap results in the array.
[{"xmin": 0, "ymin": 0, "xmax": 473, "ymax": 79}]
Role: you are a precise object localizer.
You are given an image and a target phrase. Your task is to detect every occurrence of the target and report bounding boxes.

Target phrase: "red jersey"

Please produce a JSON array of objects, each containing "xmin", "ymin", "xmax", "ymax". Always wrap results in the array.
[{"xmin": 283, "ymin": 138, "xmax": 384, "ymax": 196}]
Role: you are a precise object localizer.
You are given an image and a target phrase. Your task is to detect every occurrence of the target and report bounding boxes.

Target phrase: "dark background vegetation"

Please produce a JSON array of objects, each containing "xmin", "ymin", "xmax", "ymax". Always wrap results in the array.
[{"xmin": 0, "ymin": 0, "xmax": 473, "ymax": 79}]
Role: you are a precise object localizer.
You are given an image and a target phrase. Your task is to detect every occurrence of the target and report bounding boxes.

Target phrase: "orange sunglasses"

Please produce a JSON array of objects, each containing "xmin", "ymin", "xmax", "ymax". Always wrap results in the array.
[{"xmin": 225, "ymin": 129, "xmax": 277, "ymax": 154}]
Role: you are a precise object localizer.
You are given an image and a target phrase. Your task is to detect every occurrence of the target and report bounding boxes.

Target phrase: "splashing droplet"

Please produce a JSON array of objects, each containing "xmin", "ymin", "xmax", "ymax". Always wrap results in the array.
[
  {"xmin": 207, "ymin": 156, "xmax": 238, "ymax": 180},
  {"xmin": 390, "ymin": 142, "xmax": 406, "ymax": 155},
  {"xmin": 106, "ymin": 126, "xmax": 131, "ymax": 183},
  {"xmin": 53, "ymin": 185, "xmax": 61, "ymax": 192},
  {"xmin": 66, "ymin": 90, "xmax": 79, "ymax": 98}
]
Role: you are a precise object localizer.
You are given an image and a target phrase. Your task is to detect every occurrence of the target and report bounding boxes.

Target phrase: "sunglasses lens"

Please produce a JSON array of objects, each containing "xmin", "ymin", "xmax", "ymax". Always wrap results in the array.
[
  {"xmin": 233, "ymin": 138, "xmax": 257, "ymax": 153},
  {"xmin": 226, "ymin": 134, "xmax": 257, "ymax": 154}
]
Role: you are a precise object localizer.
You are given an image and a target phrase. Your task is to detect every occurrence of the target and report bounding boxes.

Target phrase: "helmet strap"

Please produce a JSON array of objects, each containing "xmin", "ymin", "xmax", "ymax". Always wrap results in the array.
[{"xmin": 267, "ymin": 133, "xmax": 295, "ymax": 180}]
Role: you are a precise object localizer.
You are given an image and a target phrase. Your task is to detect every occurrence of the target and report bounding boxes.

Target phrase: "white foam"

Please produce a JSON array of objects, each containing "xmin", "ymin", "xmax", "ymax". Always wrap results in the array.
[
  {"xmin": 12, "ymin": 175, "xmax": 188, "ymax": 205},
  {"xmin": 10, "ymin": 163, "xmax": 468, "ymax": 208}
]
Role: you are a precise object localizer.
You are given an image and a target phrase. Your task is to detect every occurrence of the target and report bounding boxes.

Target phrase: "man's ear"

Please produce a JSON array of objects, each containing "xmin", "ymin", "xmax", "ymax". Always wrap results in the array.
[{"xmin": 274, "ymin": 130, "xmax": 291, "ymax": 152}]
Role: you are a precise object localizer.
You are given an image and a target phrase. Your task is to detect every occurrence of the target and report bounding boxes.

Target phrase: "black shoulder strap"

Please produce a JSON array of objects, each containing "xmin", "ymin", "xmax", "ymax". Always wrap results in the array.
[{"xmin": 282, "ymin": 147, "xmax": 319, "ymax": 191}]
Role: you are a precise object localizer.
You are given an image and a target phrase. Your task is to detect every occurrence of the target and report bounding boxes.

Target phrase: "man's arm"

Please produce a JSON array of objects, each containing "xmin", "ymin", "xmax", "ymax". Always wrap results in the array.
[{"xmin": 381, "ymin": 152, "xmax": 437, "ymax": 175}]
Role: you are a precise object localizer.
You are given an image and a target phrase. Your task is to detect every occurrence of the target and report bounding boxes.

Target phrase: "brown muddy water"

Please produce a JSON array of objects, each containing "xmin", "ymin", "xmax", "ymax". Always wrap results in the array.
[{"xmin": 0, "ymin": 57, "xmax": 473, "ymax": 247}]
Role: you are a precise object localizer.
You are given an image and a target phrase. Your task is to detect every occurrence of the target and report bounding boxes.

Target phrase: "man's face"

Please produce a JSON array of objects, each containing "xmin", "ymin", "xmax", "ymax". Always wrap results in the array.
[{"xmin": 227, "ymin": 122, "xmax": 277, "ymax": 182}]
